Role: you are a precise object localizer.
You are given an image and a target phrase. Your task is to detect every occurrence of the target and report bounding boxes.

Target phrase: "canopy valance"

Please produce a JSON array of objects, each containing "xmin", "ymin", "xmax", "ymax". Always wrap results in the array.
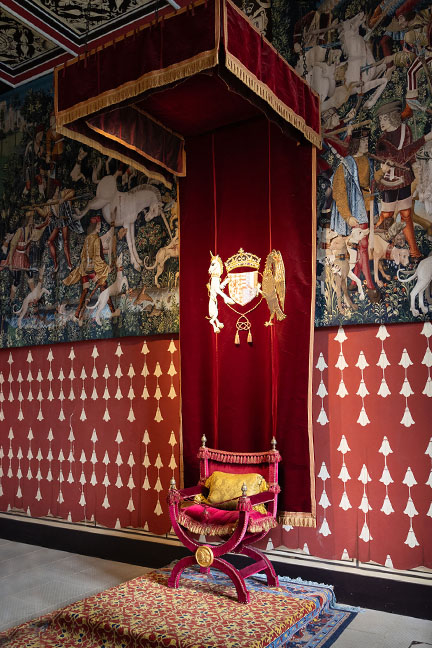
[{"xmin": 55, "ymin": 0, "xmax": 321, "ymax": 186}]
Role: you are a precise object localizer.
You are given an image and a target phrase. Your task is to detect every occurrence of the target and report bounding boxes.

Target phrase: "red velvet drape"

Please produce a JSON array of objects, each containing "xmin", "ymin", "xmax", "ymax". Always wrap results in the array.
[{"xmin": 180, "ymin": 117, "xmax": 316, "ymax": 524}]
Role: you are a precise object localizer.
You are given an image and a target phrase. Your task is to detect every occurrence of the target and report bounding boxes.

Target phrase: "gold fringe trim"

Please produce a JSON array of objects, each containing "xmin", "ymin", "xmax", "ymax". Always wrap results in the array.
[
  {"xmin": 56, "ymin": 124, "xmax": 172, "ymax": 189},
  {"xmin": 225, "ymin": 53, "xmax": 321, "ymax": 150},
  {"xmin": 308, "ymin": 146, "xmax": 317, "ymax": 522},
  {"xmin": 277, "ymin": 512, "xmax": 317, "ymax": 528},
  {"xmin": 198, "ymin": 447, "xmax": 281, "ymax": 464},
  {"xmin": 223, "ymin": 0, "xmax": 321, "ymax": 147},
  {"xmin": 178, "ymin": 512, "xmax": 278, "ymax": 536},
  {"xmin": 56, "ymin": 50, "xmax": 219, "ymax": 129},
  {"xmin": 224, "ymin": 0, "xmax": 320, "ymax": 99}
]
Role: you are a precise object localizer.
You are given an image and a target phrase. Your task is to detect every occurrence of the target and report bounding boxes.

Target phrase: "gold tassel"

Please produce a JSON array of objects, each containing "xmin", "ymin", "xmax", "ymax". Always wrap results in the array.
[
  {"xmin": 247, "ymin": 330, "xmax": 252, "ymax": 344},
  {"xmin": 235, "ymin": 330, "xmax": 240, "ymax": 345}
]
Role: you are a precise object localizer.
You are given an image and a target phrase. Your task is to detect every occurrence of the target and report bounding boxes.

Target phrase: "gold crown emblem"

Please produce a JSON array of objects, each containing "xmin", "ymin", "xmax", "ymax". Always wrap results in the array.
[{"xmin": 224, "ymin": 248, "xmax": 261, "ymax": 273}]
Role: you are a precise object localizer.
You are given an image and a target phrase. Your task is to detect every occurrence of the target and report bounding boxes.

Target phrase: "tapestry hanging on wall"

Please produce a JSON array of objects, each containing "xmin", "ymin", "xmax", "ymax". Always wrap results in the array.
[
  {"xmin": 272, "ymin": 0, "xmax": 432, "ymax": 327},
  {"xmin": 0, "ymin": 76, "xmax": 179, "ymax": 349}
]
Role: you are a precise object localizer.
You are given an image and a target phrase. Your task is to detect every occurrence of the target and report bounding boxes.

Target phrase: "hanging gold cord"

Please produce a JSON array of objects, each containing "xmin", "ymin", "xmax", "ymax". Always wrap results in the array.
[{"xmin": 225, "ymin": 293, "xmax": 263, "ymax": 344}]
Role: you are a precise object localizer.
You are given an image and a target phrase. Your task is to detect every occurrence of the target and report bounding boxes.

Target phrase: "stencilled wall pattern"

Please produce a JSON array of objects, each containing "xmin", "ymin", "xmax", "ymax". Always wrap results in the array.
[
  {"xmin": 0, "ymin": 324, "xmax": 430, "ymax": 570},
  {"xmin": 0, "ymin": 336, "xmax": 181, "ymax": 535},
  {"xmin": 261, "ymin": 322, "xmax": 432, "ymax": 570}
]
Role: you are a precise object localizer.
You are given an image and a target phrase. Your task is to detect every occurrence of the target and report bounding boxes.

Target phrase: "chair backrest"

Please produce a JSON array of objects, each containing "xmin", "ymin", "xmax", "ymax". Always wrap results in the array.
[{"xmin": 197, "ymin": 441, "xmax": 281, "ymax": 515}]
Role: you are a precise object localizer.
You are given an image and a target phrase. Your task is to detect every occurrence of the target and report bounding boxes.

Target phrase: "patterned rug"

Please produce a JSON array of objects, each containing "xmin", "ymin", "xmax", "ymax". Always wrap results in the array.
[{"xmin": 0, "ymin": 566, "xmax": 358, "ymax": 648}]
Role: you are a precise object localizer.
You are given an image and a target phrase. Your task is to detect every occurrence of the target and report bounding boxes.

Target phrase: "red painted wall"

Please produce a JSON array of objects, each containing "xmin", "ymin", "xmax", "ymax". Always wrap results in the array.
[
  {"xmin": 0, "ymin": 336, "xmax": 181, "ymax": 536},
  {"xmin": 265, "ymin": 322, "xmax": 432, "ymax": 571},
  {"xmin": 0, "ymin": 323, "xmax": 431, "ymax": 570}
]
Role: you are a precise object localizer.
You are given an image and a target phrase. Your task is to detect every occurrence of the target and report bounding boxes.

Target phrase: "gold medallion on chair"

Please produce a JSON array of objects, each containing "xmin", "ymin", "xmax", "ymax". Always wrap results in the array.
[
  {"xmin": 206, "ymin": 248, "xmax": 286, "ymax": 344},
  {"xmin": 195, "ymin": 545, "xmax": 214, "ymax": 567}
]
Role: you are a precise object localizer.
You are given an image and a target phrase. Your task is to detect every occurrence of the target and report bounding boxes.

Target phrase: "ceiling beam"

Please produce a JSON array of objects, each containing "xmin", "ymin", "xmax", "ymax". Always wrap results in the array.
[
  {"xmin": 0, "ymin": 0, "xmax": 79, "ymax": 55},
  {"xmin": 0, "ymin": 51, "xmax": 71, "ymax": 88}
]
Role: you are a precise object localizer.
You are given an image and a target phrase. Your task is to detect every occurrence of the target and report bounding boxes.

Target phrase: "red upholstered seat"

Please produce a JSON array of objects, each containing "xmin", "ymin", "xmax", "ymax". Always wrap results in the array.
[
  {"xmin": 167, "ymin": 438, "xmax": 281, "ymax": 604},
  {"xmin": 178, "ymin": 503, "xmax": 278, "ymax": 536}
]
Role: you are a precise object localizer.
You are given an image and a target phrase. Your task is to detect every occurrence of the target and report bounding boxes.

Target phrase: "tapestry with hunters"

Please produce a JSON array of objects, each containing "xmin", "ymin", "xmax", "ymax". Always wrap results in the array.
[
  {"xmin": 271, "ymin": 0, "xmax": 432, "ymax": 326},
  {"xmin": 0, "ymin": 75, "xmax": 179, "ymax": 349}
]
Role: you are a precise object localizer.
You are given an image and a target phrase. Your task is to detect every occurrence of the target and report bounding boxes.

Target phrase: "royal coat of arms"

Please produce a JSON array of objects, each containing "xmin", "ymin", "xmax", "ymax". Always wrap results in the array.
[{"xmin": 206, "ymin": 248, "xmax": 286, "ymax": 344}]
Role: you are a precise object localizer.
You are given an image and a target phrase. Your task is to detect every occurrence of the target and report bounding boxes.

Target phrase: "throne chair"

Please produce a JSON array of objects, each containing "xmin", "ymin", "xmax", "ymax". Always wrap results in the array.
[{"xmin": 167, "ymin": 435, "xmax": 281, "ymax": 603}]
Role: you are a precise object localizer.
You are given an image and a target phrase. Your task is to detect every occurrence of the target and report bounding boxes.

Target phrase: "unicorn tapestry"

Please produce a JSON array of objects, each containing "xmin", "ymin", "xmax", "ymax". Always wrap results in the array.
[{"xmin": 0, "ymin": 76, "xmax": 179, "ymax": 349}]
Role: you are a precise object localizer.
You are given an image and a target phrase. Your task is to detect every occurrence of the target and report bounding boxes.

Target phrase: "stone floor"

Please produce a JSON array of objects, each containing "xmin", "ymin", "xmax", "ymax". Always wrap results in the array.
[{"xmin": 0, "ymin": 539, "xmax": 431, "ymax": 647}]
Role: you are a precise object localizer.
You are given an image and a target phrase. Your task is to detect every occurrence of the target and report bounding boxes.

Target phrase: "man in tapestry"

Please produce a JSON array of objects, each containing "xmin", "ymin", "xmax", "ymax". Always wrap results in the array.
[
  {"xmin": 43, "ymin": 187, "xmax": 81, "ymax": 272},
  {"xmin": 374, "ymin": 99, "xmax": 432, "ymax": 261},
  {"xmin": 63, "ymin": 215, "xmax": 115, "ymax": 321},
  {"xmin": 330, "ymin": 128, "xmax": 381, "ymax": 303},
  {"xmin": 45, "ymin": 112, "xmax": 64, "ymax": 199},
  {"xmin": 0, "ymin": 209, "xmax": 49, "ymax": 301}
]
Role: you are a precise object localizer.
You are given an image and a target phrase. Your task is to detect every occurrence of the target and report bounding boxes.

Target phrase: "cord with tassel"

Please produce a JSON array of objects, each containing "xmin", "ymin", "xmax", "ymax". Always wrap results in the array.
[{"xmin": 235, "ymin": 315, "xmax": 252, "ymax": 345}]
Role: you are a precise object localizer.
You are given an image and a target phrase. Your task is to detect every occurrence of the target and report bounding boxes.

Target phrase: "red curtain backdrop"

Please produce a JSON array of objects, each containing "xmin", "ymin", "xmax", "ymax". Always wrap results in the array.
[
  {"xmin": 179, "ymin": 116, "xmax": 316, "ymax": 525},
  {"xmin": 55, "ymin": 0, "xmax": 219, "ymax": 119},
  {"xmin": 86, "ymin": 106, "xmax": 186, "ymax": 176}
]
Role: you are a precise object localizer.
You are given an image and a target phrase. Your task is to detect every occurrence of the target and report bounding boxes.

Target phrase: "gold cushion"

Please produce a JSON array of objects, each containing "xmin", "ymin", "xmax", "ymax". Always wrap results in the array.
[{"xmin": 195, "ymin": 471, "xmax": 268, "ymax": 514}]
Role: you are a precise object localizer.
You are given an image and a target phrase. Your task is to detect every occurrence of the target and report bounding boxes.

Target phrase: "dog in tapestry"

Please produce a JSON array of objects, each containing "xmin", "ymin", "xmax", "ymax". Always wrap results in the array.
[{"xmin": 87, "ymin": 253, "xmax": 128, "ymax": 325}]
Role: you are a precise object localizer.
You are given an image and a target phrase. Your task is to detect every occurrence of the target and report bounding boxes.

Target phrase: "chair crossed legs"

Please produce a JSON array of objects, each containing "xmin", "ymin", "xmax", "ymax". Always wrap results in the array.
[{"xmin": 167, "ymin": 437, "xmax": 281, "ymax": 603}]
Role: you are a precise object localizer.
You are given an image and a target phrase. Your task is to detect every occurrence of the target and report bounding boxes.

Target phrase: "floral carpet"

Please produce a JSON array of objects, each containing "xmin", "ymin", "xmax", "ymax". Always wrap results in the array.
[{"xmin": 0, "ymin": 567, "xmax": 358, "ymax": 647}]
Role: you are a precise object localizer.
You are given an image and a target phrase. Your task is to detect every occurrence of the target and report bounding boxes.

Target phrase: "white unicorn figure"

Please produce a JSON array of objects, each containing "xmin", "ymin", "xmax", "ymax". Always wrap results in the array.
[
  {"xmin": 337, "ymin": 12, "xmax": 393, "ymax": 110},
  {"xmin": 75, "ymin": 174, "xmax": 164, "ymax": 271},
  {"xmin": 207, "ymin": 253, "xmax": 235, "ymax": 333}
]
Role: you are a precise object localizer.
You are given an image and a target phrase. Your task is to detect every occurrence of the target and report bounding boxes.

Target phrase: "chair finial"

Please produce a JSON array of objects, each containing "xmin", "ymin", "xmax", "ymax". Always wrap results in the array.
[
  {"xmin": 201, "ymin": 434, "xmax": 207, "ymax": 448},
  {"xmin": 170, "ymin": 477, "xmax": 177, "ymax": 489},
  {"xmin": 271, "ymin": 437, "xmax": 277, "ymax": 450},
  {"xmin": 241, "ymin": 482, "xmax": 248, "ymax": 497}
]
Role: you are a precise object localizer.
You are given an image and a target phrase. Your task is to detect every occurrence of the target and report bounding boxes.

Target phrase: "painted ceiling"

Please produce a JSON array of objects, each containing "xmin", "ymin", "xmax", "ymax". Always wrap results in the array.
[{"xmin": 0, "ymin": 0, "xmax": 177, "ymax": 90}]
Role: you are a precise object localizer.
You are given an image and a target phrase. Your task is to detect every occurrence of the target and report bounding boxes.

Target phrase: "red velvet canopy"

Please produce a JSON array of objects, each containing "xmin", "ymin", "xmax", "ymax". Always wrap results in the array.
[
  {"xmin": 55, "ymin": 0, "xmax": 320, "ymax": 185},
  {"xmin": 54, "ymin": 0, "xmax": 320, "ymax": 526}
]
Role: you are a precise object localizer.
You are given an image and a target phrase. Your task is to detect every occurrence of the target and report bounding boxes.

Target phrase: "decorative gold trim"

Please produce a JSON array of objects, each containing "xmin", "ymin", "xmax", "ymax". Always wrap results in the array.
[
  {"xmin": 308, "ymin": 146, "xmax": 317, "ymax": 522},
  {"xmin": 224, "ymin": 0, "xmax": 320, "ymax": 103},
  {"xmin": 56, "ymin": 123, "xmax": 172, "ymax": 189},
  {"xmin": 177, "ymin": 185, "xmax": 184, "ymax": 491},
  {"xmin": 277, "ymin": 512, "xmax": 316, "ymax": 528},
  {"xmin": 223, "ymin": 0, "xmax": 321, "ymax": 149},
  {"xmin": 224, "ymin": 53, "xmax": 321, "ymax": 149},
  {"xmin": 178, "ymin": 511, "xmax": 278, "ymax": 535},
  {"xmin": 55, "ymin": 0, "xmax": 220, "ymax": 129},
  {"xmin": 197, "ymin": 447, "xmax": 281, "ymax": 464},
  {"xmin": 56, "ymin": 52, "xmax": 219, "ymax": 129}
]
